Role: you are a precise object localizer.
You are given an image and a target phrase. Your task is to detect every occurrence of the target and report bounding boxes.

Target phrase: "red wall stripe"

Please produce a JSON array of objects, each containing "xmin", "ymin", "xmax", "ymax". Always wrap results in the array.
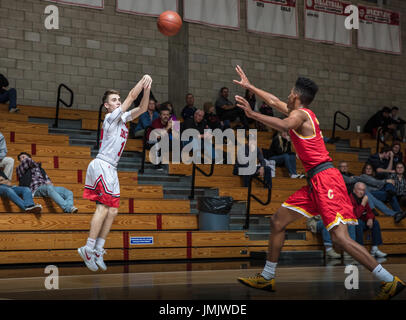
[
  {"xmin": 77, "ymin": 170, "xmax": 83, "ymax": 183},
  {"xmin": 31, "ymin": 144, "xmax": 36, "ymax": 155},
  {"xmin": 123, "ymin": 231, "xmax": 129, "ymax": 263},
  {"xmin": 10, "ymin": 132, "xmax": 15, "ymax": 143},
  {"xmin": 156, "ymin": 214, "xmax": 162, "ymax": 230},
  {"xmin": 186, "ymin": 231, "xmax": 192, "ymax": 259},
  {"xmin": 53, "ymin": 156, "xmax": 59, "ymax": 169},
  {"xmin": 129, "ymin": 198, "xmax": 134, "ymax": 214}
]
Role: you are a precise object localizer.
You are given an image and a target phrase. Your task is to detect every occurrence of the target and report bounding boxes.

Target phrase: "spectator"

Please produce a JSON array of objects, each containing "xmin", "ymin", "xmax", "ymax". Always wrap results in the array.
[
  {"xmin": 266, "ymin": 131, "xmax": 304, "ymax": 178},
  {"xmin": 0, "ymin": 132, "xmax": 14, "ymax": 180},
  {"xmin": 257, "ymin": 101, "xmax": 274, "ymax": 131},
  {"xmin": 390, "ymin": 106, "xmax": 406, "ymax": 142},
  {"xmin": 339, "ymin": 162, "xmax": 402, "ymax": 221},
  {"xmin": 181, "ymin": 109, "xmax": 215, "ymax": 163},
  {"xmin": 16, "ymin": 152, "xmax": 78, "ymax": 213},
  {"xmin": 366, "ymin": 146, "xmax": 395, "ymax": 179},
  {"xmin": 215, "ymin": 87, "xmax": 248, "ymax": 129},
  {"xmin": 233, "ymin": 134, "xmax": 272, "ymax": 189},
  {"xmin": 0, "ymin": 169, "xmax": 42, "ymax": 213},
  {"xmin": 391, "ymin": 141, "xmax": 403, "ymax": 166},
  {"xmin": 181, "ymin": 93, "xmax": 197, "ymax": 121},
  {"xmin": 130, "ymin": 98, "xmax": 159, "ymax": 138},
  {"xmin": 244, "ymin": 89, "xmax": 257, "ymax": 125},
  {"xmin": 160, "ymin": 101, "xmax": 180, "ymax": 132},
  {"xmin": 146, "ymin": 106, "xmax": 172, "ymax": 170},
  {"xmin": 389, "ymin": 162, "xmax": 406, "ymax": 222},
  {"xmin": 203, "ymin": 101, "xmax": 229, "ymax": 130},
  {"xmin": 363, "ymin": 106, "xmax": 396, "ymax": 141},
  {"xmin": 351, "ymin": 182, "xmax": 387, "ymax": 258},
  {"xmin": 0, "ymin": 74, "xmax": 18, "ymax": 113}
]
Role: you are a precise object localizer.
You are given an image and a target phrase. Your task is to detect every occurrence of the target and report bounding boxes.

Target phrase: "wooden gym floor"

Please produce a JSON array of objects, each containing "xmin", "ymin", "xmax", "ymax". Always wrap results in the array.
[{"xmin": 0, "ymin": 257, "xmax": 405, "ymax": 300}]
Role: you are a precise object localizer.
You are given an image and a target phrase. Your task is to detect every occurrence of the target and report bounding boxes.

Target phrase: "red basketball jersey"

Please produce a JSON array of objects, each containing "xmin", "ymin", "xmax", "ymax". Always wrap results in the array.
[{"xmin": 289, "ymin": 108, "xmax": 332, "ymax": 172}]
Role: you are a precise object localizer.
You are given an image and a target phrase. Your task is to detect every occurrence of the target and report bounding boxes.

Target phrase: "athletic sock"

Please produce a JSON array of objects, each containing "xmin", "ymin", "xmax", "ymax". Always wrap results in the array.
[
  {"xmin": 261, "ymin": 261, "xmax": 277, "ymax": 280},
  {"xmin": 371, "ymin": 246, "xmax": 378, "ymax": 252},
  {"xmin": 86, "ymin": 238, "xmax": 96, "ymax": 251},
  {"xmin": 325, "ymin": 246, "xmax": 333, "ymax": 252},
  {"xmin": 372, "ymin": 264, "xmax": 394, "ymax": 283},
  {"xmin": 95, "ymin": 238, "xmax": 105, "ymax": 251}
]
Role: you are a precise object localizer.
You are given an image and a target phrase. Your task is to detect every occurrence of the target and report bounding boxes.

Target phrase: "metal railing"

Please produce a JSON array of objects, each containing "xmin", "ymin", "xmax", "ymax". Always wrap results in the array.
[
  {"xmin": 189, "ymin": 161, "xmax": 215, "ymax": 200},
  {"xmin": 331, "ymin": 111, "xmax": 350, "ymax": 141},
  {"xmin": 95, "ymin": 104, "xmax": 105, "ymax": 150},
  {"xmin": 244, "ymin": 174, "xmax": 272, "ymax": 230},
  {"xmin": 53, "ymin": 84, "xmax": 74, "ymax": 128},
  {"xmin": 139, "ymin": 126, "xmax": 153, "ymax": 174},
  {"xmin": 376, "ymin": 127, "xmax": 384, "ymax": 153}
]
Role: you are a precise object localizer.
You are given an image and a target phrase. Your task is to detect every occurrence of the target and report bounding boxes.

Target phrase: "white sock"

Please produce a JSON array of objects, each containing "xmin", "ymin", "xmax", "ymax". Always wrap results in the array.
[
  {"xmin": 86, "ymin": 238, "xmax": 96, "ymax": 250},
  {"xmin": 371, "ymin": 246, "xmax": 378, "ymax": 252},
  {"xmin": 95, "ymin": 238, "xmax": 105, "ymax": 251},
  {"xmin": 325, "ymin": 246, "xmax": 333, "ymax": 252},
  {"xmin": 261, "ymin": 261, "xmax": 277, "ymax": 280},
  {"xmin": 372, "ymin": 264, "xmax": 394, "ymax": 283}
]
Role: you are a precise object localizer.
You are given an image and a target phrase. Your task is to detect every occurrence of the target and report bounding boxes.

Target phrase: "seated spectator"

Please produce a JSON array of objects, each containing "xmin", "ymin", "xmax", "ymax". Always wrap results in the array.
[
  {"xmin": 181, "ymin": 109, "xmax": 216, "ymax": 163},
  {"xmin": 203, "ymin": 102, "xmax": 229, "ymax": 130},
  {"xmin": 257, "ymin": 101, "xmax": 274, "ymax": 131},
  {"xmin": 390, "ymin": 106, "xmax": 406, "ymax": 142},
  {"xmin": 351, "ymin": 182, "xmax": 387, "ymax": 258},
  {"xmin": 181, "ymin": 93, "xmax": 197, "ymax": 121},
  {"xmin": 340, "ymin": 162, "xmax": 404, "ymax": 221},
  {"xmin": 215, "ymin": 87, "xmax": 248, "ymax": 129},
  {"xmin": 0, "ymin": 74, "xmax": 19, "ymax": 113},
  {"xmin": 265, "ymin": 131, "xmax": 304, "ymax": 178},
  {"xmin": 233, "ymin": 134, "xmax": 272, "ymax": 189},
  {"xmin": 391, "ymin": 141, "xmax": 403, "ymax": 166},
  {"xmin": 146, "ymin": 106, "xmax": 172, "ymax": 170},
  {"xmin": 0, "ymin": 131, "xmax": 14, "ymax": 180},
  {"xmin": 244, "ymin": 89, "xmax": 257, "ymax": 125},
  {"xmin": 363, "ymin": 106, "xmax": 396, "ymax": 141},
  {"xmin": 389, "ymin": 162, "xmax": 406, "ymax": 222},
  {"xmin": 130, "ymin": 98, "xmax": 159, "ymax": 138},
  {"xmin": 367, "ymin": 146, "xmax": 395, "ymax": 179},
  {"xmin": 0, "ymin": 170, "xmax": 42, "ymax": 213},
  {"xmin": 160, "ymin": 101, "xmax": 180, "ymax": 132},
  {"xmin": 16, "ymin": 152, "xmax": 78, "ymax": 213}
]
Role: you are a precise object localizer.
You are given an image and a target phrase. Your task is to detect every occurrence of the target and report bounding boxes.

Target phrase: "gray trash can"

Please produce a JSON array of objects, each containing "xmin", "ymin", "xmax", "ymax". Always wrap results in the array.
[{"xmin": 197, "ymin": 196, "xmax": 233, "ymax": 231}]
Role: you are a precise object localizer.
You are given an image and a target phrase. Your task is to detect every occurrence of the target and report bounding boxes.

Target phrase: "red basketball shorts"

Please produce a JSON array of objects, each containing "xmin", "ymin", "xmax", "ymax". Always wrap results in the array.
[{"xmin": 282, "ymin": 167, "xmax": 358, "ymax": 231}]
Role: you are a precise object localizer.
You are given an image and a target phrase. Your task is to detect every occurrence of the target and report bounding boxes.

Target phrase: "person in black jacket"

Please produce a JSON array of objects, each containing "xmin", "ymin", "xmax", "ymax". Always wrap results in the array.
[
  {"xmin": 0, "ymin": 74, "xmax": 18, "ymax": 113},
  {"xmin": 266, "ymin": 131, "xmax": 304, "ymax": 178},
  {"xmin": 363, "ymin": 106, "xmax": 396, "ymax": 140}
]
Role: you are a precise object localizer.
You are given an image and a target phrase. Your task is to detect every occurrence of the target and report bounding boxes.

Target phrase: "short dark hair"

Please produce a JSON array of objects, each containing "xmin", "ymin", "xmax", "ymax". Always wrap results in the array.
[
  {"xmin": 220, "ymin": 87, "xmax": 228, "ymax": 94},
  {"xmin": 159, "ymin": 106, "xmax": 170, "ymax": 114},
  {"xmin": 294, "ymin": 77, "xmax": 318, "ymax": 106},
  {"xmin": 102, "ymin": 89, "xmax": 120, "ymax": 104},
  {"xmin": 17, "ymin": 152, "xmax": 31, "ymax": 161},
  {"xmin": 380, "ymin": 146, "xmax": 392, "ymax": 153},
  {"xmin": 382, "ymin": 106, "xmax": 391, "ymax": 113},
  {"xmin": 362, "ymin": 163, "xmax": 375, "ymax": 175},
  {"xmin": 392, "ymin": 106, "xmax": 399, "ymax": 111}
]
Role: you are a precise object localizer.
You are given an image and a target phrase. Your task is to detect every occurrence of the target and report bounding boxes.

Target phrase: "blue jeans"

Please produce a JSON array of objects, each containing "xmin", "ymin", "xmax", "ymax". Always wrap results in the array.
[
  {"xmin": 0, "ymin": 88, "xmax": 17, "ymax": 110},
  {"xmin": 316, "ymin": 220, "xmax": 356, "ymax": 247},
  {"xmin": 355, "ymin": 219, "xmax": 383, "ymax": 246},
  {"xmin": 0, "ymin": 185, "xmax": 35, "ymax": 211},
  {"xmin": 365, "ymin": 190, "xmax": 397, "ymax": 216},
  {"xmin": 270, "ymin": 153, "xmax": 297, "ymax": 175},
  {"xmin": 370, "ymin": 183, "xmax": 401, "ymax": 213},
  {"xmin": 34, "ymin": 184, "xmax": 74, "ymax": 213}
]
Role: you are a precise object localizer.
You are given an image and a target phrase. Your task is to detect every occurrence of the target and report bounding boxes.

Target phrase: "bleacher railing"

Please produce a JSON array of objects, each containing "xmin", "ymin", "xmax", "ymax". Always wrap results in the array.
[
  {"xmin": 53, "ymin": 83, "xmax": 74, "ymax": 128},
  {"xmin": 244, "ymin": 174, "xmax": 272, "ymax": 230},
  {"xmin": 95, "ymin": 103, "xmax": 104, "ymax": 150},
  {"xmin": 189, "ymin": 161, "xmax": 215, "ymax": 200},
  {"xmin": 331, "ymin": 111, "xmax": 350, "ymax": 140},
  {"xmin": 376, "ymin": 127, "xmax": 384, "ymax": 153},
  {"xmin": 139, "ymin": 125, "xmax": 153, "ymax": 174}
]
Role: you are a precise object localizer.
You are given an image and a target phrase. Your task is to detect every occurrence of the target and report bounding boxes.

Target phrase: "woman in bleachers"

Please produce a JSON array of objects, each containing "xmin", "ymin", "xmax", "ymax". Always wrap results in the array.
[
  {"xmin": 389, "ymin": 162, "xmax": 406, "ymax": 213},
  {"xmin": 391, "ymin": 141, "xmax": 403, "ymax": 166}
]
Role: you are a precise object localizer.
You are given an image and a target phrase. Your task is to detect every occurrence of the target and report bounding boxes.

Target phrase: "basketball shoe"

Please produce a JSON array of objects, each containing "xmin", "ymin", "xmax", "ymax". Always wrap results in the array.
[
  {"xmin": 94, "ymin": 249, "xmax": 107, "ymax": 271},
  {"xmin": 237, "ymin": 273, "xmax": 275, "ymax": 291},
  {"xmin": 78, "ymin": 246, "xmax": 98, "ymax": 272},
  {"xmin": 375, "ymin": 276, "xmax": 405, "ymax": 300}
]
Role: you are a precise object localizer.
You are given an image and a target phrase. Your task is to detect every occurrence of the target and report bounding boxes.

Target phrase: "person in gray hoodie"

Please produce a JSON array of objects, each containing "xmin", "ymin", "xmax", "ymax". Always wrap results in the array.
[{"xmin": 0, "ymin": 132, "xmax": 14, "ymax": 180}]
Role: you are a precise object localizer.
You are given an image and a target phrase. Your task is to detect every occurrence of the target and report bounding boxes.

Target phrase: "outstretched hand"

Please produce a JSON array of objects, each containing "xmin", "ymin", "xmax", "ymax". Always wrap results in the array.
[
  {"xmin": 233, "ymin": 65, "xmax": 251, "ymax": 89},
  {"xmin": 143, "ymin": 74, "xmax": 152, "ymax": 90},
  {"xmin": 235, "ymin": 95, "xmax": 254, "ymax": 118}
]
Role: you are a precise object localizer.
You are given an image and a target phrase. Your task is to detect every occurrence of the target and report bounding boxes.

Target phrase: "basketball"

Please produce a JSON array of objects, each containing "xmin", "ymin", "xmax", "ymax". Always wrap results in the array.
[{"xmin": 157, "ymin": 10, "xmax": 182, "ymax": 36}]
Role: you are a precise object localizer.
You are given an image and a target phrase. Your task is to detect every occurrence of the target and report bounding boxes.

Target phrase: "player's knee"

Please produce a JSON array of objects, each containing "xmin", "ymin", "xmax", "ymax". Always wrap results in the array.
[
  {"xmin": 331, "ymin": 232, "xmax": 347, "ymax": 247},
  {"xmin": 270, "ymin": 215, "xmax": 284, "ymax": 233},
  {"xmin": 108, "ymin": 208, "xmax": 118, "ymax": 217}
]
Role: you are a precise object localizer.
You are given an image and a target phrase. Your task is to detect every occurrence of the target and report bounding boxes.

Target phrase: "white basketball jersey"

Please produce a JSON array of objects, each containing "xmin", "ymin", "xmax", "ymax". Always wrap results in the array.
[{"xmin": 96, "ymin": 106, "xmax": 132, "ymax": 168}]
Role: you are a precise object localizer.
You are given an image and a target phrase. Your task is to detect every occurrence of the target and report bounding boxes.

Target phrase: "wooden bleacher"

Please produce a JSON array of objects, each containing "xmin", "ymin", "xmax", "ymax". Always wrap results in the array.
[{"xmin": 0, "ymin": 104, "xmax": 405, "ymax": 265}]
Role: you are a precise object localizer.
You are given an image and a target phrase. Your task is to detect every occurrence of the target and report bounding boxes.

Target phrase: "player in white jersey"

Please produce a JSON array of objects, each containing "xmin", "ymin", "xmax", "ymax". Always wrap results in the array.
[{"xmin": 78, "ymin": 75, "xmax": 152, "ymax": 272}]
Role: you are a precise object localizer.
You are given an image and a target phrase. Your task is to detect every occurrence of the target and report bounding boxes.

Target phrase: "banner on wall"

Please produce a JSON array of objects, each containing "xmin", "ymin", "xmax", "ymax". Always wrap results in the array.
[
  {"xmin": 46, "ymin": 0, "xmax": 103, "ymax": 9},
  {"xmin": 304, "ymin": 0, "xmax": 351, "ymax": 46},
  {"xmin": 246, "ymin": 0, "xmax": 298, "ymax": 38},
  {"xmin": 117, "ymin": 0, "xmax": 178, "ymax": 17},
  {"xmin": 358, "ymin": 5, "xmax": 401, "ymax": 55},
  {"xmin": 183, "ymin": 0, "xmax": 240, "ymax": 30}
]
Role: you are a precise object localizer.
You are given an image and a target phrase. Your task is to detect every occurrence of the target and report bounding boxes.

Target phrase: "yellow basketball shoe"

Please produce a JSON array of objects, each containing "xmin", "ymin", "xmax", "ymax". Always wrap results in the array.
[
  {"xmin": 375, "ymin": 276, "xmax": 406, "ymax": 300},
  {"xmin": 237, "ymin": 273, "xmax": 275, "ymax": 291}
]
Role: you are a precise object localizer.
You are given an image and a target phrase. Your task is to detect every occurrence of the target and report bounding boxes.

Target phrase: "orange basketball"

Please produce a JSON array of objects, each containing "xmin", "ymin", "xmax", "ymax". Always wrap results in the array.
[{"xmin": 157, "ymin": 10, "xmax": 182, "ymax": 36}]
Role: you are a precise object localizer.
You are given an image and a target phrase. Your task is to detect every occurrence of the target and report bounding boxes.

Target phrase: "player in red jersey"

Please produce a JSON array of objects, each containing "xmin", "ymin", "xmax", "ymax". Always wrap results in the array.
[{"xmin": 233, "ymin": 65, "xmax": 405, "ymax": 300}]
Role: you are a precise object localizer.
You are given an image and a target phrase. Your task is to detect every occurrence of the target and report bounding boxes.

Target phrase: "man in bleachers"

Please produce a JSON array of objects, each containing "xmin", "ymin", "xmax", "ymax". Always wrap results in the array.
[
  {"xmin": 367, "ymin": 146, "xmax": 395, "ymax": 179},
  {"xmin": 130, "ymin": 98, "xmax": 159, "ymax": 138},
  {"xmin": 16, "ymin": 152, "xmax": 78, "ymax": 213},
  {"xmin": 0, "ymin": 74, "xmax": 19, "ymax": 113},
  {"xmin": 351, "ymin": 182, "xmax": 387, "ymax": 258},
  {"xmin": 390, "ymin": 106, "xmax": 406, "ymax": 142},
  {"xmin": 363, "ymin": 106, "xmax": 396, "ymax": 141},
  {"xmin": 0, "ymin": 132, "xmax": 14, "ymax": 180},
  {"xmin": 0, "ymin": 169, "xmax": 42, "ymax": 213},
  {"xmin": 215, "ymin": 87, "xmax": 248, "ymax": 129},
  {"xmin": 181, "ymin": 93, "xmax": 197, "ymax": 121}
]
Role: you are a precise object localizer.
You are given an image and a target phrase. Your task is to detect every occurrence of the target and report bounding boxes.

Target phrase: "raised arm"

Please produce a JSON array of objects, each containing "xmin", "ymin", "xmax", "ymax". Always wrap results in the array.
[
  {"xmin": 233, "ymin": 65, "xmax": 289, "ymax": 116},
  {"xmin": 235, "ymin": 95, "xmax": 305, "ymax": 132},
  {"xmin": 121, "ymin": 75, "xmax": 151, "ymax": 113},
  {"xmin": 129, "ymin": 77, "xmax": 152, "ymax": 120}
]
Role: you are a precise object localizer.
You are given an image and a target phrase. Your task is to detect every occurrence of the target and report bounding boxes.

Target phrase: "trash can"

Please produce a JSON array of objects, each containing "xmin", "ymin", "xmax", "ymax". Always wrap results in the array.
[{"xmin": 197, "ymin": 196, "xmax": 233, "ymax": 231}]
